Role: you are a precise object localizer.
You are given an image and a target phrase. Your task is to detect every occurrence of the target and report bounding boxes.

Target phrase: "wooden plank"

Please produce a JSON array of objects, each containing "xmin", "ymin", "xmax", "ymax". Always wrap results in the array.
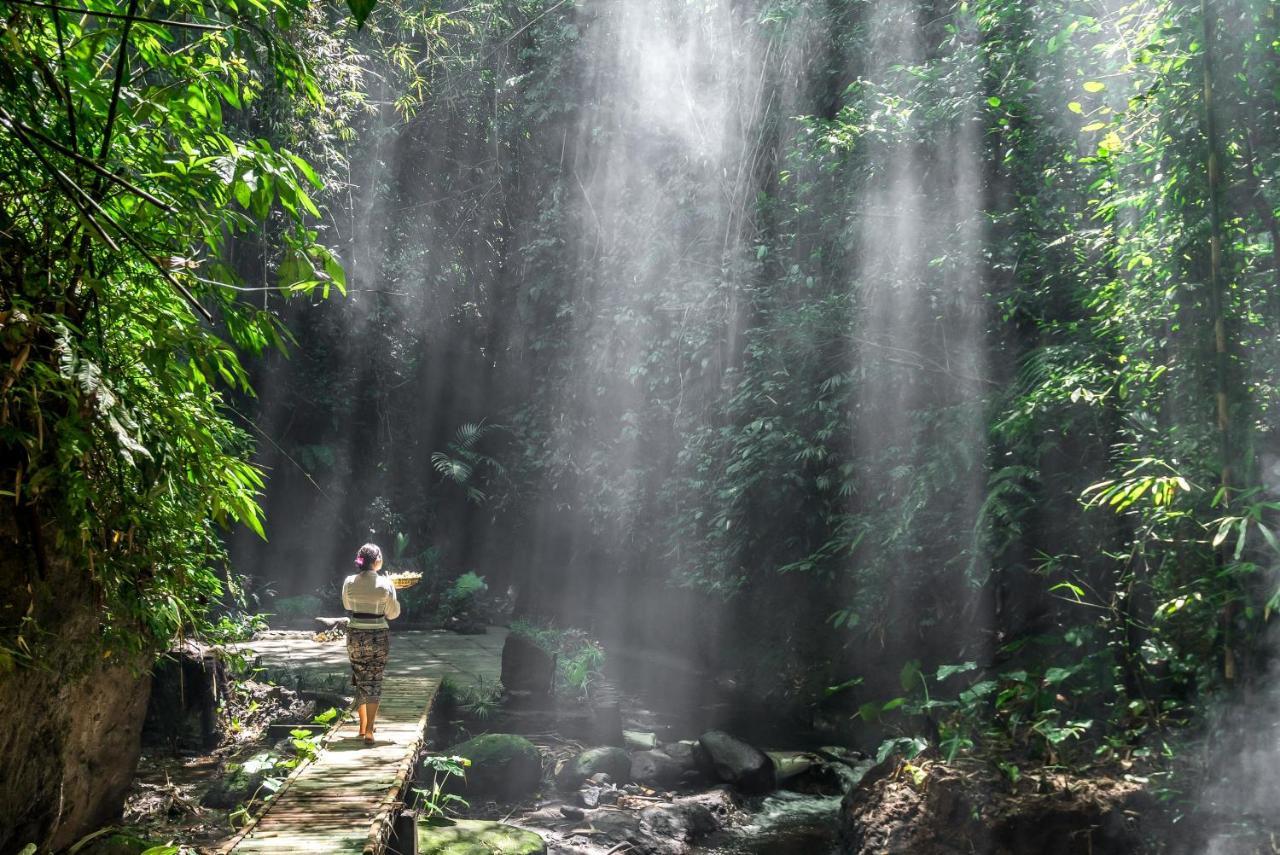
[
  {"xmin": 217, "ymin": 701, "xmax": 356, "ymax": 853},
  {"xmin": 225, "ymin": 630, "xmax": 502, "ymax": 855},
  {"xmin": 361, "ymin": 678, "xmax": 438, "ymax": 855},
  {"xmin": 229, "ymin": 677, "xmax": 438, "ymax": 855}
]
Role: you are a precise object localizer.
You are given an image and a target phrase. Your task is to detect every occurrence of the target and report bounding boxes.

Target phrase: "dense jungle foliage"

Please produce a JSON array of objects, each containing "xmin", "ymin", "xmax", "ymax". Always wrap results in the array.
[
  {"xmin": 3, "ymin": 0, "xmax": 1280, "ymax": 828},
  {"xmin": 238, "ymin": 0, "xmax": 1280, "ymax": 748}
]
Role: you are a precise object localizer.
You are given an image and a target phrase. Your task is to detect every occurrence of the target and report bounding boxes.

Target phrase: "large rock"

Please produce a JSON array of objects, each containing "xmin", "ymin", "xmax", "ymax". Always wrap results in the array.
[
  {"xmin": 555, "ymin": 746, "xmax": 631, "ymax": 789},
  {"xmin": 663, "ymin": 740, "xmax": 711, "ymax": 776},
  {"xmin": 418, "ymin": 818, "xmax": 546, "ymax": 854},
  {"xmin": 501, "ymin": 634, "xmax": 555, "ymax": 694},
  {"xmin": 445, "ymin": 734, "xmax": 543, "ymax": 800},
  {"xmin": 631, "ymin": 749, "xmax": 685, "ymax": 787},
  {"xmin": 698, "ymin": 730, "xmax": 776, "ymax": 794},
  {"xmin": 0, "ymin": 504, "xmax": 153, "ymax": 853},
  {"xmin": 144, "ymin": 640, "xmax": 228, "ymax": 752}
]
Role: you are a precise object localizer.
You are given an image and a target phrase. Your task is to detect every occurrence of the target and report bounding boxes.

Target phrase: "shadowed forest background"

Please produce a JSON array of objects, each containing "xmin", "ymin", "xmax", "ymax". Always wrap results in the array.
[{"xmin": 4, "ymin": 0, "xmax": 1280, "ymax": 851}]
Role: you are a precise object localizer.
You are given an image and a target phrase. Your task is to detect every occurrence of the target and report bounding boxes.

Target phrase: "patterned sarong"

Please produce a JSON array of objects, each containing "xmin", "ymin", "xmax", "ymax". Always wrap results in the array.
[{"xmin": 347, "ymin": 627, "xmax": 390, "ymax": 704}]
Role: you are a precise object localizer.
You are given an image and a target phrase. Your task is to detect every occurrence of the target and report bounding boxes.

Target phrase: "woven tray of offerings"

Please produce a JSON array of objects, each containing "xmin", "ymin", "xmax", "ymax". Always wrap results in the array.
[{"xmin": 387, "ymin": 571, "xmax": 422, "ymax": 590}]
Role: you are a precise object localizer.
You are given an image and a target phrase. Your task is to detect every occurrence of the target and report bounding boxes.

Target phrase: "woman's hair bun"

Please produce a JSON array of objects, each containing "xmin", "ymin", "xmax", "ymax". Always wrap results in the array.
[{"xmin": 355, "ymin": 542, "xmax": 383, "ymax": 570}]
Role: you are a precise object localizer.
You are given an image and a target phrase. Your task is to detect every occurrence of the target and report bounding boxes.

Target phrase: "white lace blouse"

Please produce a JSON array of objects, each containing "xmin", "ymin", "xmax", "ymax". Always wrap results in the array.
[{"xmin": 341, "ymin": 571, "xmax": 401, "ymax": 630}]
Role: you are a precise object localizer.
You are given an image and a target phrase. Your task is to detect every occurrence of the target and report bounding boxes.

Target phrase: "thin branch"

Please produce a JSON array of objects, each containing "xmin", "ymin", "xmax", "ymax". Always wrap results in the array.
[
  {"xmin": 4, "ymin": 0, "xmax": 228, "ymax": 30},
  {"xmin": 92, "ymin": 208, "xmax": 215, "ymax": 322},
  {"xmin": 51, "ymin": 3, "xmax": 78, "ymax": 161},
  {"xmin": 227, "ymin": 406, "xmax": 338, "ymax": 508},
  {"xmin": 0, "ymin": 110, "xmax": 175, "ymax": 213},
  {"xmin": 5, "ymin": 115, "xmax": 214, "ymax": 322},
  {"xmin": 97, "ymin": 0, "xmax": 140, "ymax": 166},
  {"xmin": 5, "ymin": 116, "xmax": 120, "ymax": 251}
]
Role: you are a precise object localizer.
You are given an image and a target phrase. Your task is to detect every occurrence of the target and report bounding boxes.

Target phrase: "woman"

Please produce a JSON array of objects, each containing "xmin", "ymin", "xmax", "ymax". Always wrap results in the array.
[{"xmin": 341, "ymin": 543, "xmax": 401, "ymax": 743}]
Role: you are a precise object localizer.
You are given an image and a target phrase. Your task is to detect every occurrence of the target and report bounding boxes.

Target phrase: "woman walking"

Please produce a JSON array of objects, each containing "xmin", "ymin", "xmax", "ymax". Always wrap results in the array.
[{"xmin": 342, "ymin": 543, "xmax": 401, "ymax": 743}]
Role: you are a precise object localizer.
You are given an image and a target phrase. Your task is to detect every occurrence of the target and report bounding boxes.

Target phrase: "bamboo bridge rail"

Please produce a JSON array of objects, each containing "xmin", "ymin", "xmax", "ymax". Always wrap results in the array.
[{"xmin": 222, "ymin": 628, "xmax": 506, "ymax": 855}]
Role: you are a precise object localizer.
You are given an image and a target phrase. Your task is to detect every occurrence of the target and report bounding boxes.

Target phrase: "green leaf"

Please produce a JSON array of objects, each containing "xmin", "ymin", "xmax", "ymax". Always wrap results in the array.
[
  {"xmin": 1050, "ymin": 582, "xmax": 1086, "ymax": 601},
  {"xmin": 347, "ymin": 0, "xmax": 377, "ymax": 28},
  {"xmin": 1083, "ymin": 81, "xmax": 1106, "ymax": 92},
  {"xmin": 1043, "ymin": 666, "xmax": 1075, "ymax": 685},
  {"xmin": 959, "ymin": 680, "xmax": 997, "ymax": 705},
  {"xmin": 1257, "ymin": 523, "xmax": 1280, "ymax": 555},
  {"xmin": 936, "ymin": 661, "xmax": 977, "ymax": 681},
  {"xmin": 823, "ymin": 676, "xmax": 863, "ymax": 698},
  {"xmin": 1068, "ymin": 101, "xmax": 1084, "ymax": 114},
  {"xmin": 899, "ymin": 659, "xmax": 922, "ymax": 692}
]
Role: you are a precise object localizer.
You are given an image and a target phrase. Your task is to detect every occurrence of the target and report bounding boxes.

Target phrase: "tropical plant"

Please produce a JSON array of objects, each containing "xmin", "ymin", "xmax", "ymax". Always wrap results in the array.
[{"xmin": 413, "ymin": 755, "xmax": 471, "ymax": 820}]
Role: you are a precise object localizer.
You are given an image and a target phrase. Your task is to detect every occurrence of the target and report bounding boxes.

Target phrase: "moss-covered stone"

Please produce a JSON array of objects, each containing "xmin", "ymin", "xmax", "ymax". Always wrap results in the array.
[
  {"xmin": 555, "ymin": 745, "xmax": 631, "ymax": 789},
  {"xmin": 418, "ymin": 819, "xmax": 546, "ymax": 854},
  {"xmin": 444, "ymin": 734, "xmax": 543, "ymax": 799}
]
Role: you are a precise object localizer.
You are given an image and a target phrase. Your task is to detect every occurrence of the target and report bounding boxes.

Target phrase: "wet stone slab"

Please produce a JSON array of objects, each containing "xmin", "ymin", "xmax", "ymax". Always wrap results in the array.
[{"xmin": 238, "ymin": 628, "xmax": 506, "ymax": 686}]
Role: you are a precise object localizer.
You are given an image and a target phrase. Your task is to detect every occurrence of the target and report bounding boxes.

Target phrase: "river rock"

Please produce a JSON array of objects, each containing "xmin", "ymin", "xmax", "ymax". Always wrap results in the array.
[
  {"xmin": 501, "ymin": 634, "xmax": 556, "ymax": 694},
  {"xmin": 637, "ymin": 789, "xmax": 738, "ymax": 852},
  {"xmin": 520, "ymin": 788, "xmax": 736, "ymax": 855},
  {"xmin": 663, "ymin": 739, "xmax": 711, "ymax": 774},
  {"xmin": 631, "ymin": 749, "xmax": 685, "ymax": 787},
  {"xmin": 418, "ymin": 818, "xmax": 546, "ymax": 854},
  {"xmin": 444, "ymin": 734, "xmax": 543, "ymax": 800},
  {"xmin": 698, "ymin": 730, "xmax": 776, "ymax": 794},
  {"xmin": 555, "ymin": 745, "xmax": 631, "ymax": 789}
]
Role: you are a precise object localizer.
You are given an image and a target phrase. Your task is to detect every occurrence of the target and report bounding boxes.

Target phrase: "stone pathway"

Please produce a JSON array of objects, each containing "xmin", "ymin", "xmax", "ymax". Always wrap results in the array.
[
  {"xmin": 224, "ymin": 628, "xmax": 505, "ymax": 854},
  {"xmin": 244, "ymin": 628, "xmax": 505, "ymax": 684}
]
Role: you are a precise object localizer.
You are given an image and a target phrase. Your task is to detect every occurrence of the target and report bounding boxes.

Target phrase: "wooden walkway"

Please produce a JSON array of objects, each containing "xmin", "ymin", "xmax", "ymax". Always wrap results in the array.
[{"xmin": 224, "ymin": 629, "xmax": 505, "ymax": 855}]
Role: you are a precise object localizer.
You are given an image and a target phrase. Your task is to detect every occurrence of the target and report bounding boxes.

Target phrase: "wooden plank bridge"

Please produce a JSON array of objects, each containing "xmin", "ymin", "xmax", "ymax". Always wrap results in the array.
[{"xmin": 224, "ymin": 629, "xmax": 505, "ymax": 855}]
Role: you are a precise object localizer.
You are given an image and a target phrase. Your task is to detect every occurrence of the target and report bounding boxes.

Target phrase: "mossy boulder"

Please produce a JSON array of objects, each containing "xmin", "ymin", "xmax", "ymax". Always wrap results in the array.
[
  {"xmin": 418, "ymin": 818, "xmax": 546, "ymax": 854},
  {"xmin": 445, "ymin": 734, "xmax": 543, "ymax": 800},
  {"xmin": 555, "ymin": 746, "xmax": 631, "ymax": 789}
]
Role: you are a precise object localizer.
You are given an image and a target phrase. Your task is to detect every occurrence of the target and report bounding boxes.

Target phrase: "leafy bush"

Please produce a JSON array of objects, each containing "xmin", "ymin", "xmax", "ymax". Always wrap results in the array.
[{"xmin": 439, "ymin": 572, "xmax": 488, "ymax": 620}]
